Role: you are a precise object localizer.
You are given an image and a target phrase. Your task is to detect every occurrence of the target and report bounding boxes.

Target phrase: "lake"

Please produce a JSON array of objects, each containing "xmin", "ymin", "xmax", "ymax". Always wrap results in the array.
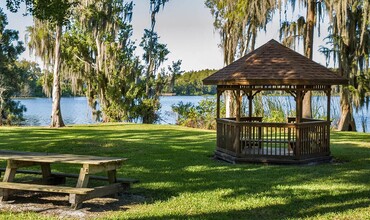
[
  {"xmin": 14, "ymin": 96, "xmax": 370, "ymax": 132},
  {"xmin": 14, "ymin": 96, "xmax": 206, "ymax": 126}
]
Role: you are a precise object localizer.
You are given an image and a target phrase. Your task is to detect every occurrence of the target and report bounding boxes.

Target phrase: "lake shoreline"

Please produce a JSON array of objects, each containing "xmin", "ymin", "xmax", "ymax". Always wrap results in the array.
[{"xmin": 13, "ymin": 96, "xmax": 369, "ymax": 132}]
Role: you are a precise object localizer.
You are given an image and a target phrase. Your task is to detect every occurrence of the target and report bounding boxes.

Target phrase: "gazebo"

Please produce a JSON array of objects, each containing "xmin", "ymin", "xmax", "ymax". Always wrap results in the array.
[{"xmin": 203, "ymin": 39, "xmax": 347, "ymax": 164}]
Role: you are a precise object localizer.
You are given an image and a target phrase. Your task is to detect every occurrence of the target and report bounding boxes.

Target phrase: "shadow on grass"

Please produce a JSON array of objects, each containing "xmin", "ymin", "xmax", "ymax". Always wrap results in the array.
[
  {"xmin": 4, "ymin": 191, "xmax": 142, "ymax": 213},
  {"xmin": 0, "ymin": 125, "xmax": 369, "ymax": 218},
  {"xmin": 122, "ymin": 190, "xmax": 370, "ymax": 220}
]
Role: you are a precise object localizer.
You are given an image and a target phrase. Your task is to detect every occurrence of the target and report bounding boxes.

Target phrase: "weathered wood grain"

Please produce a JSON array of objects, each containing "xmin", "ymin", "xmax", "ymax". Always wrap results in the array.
[
  {"xmin": 0, "ymin": 150, "xmax": 127, "ymax": 165},
  {"xmin": 0, "ymin": 182, "xmax": 93, "ymax": 194},
  {"xmin": 0, "ymin": 168, "xmax": 139, "ymax": 184}
]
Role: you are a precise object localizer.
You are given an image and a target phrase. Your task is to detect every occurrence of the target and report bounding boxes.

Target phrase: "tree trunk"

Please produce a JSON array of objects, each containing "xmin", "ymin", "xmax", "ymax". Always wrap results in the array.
[
  {"xmin": 302, "ymin": 0, "xmax": 315, "ymax": 118},
  {"xmin": 99, "ymin": 85, "xmax": 110, "ymax": 122},
  {"xmin": 0, "ymin": 106, "xmax": 3, "ymax": 126},
  {"xmin": 337, "ymin": 87, "xmax": 356, "ymax": 131},
  {"xmin": 0, "ymin": 93, "xmax": 3, "ymax": 126},
  {"xmin": 302, "ymin": 91, "xmax": 312, "ymax": 118},
  {"xmin": 146, "ymin": 58, "xmax": 154, "ymax": 97},
  {"xmin": 50, "ymin": 23, "xmax": 65, "ymax": 128},
  {"xmin": 170, "ymin": 73, "xmax": 175, "ymax": 93},
  {"xmin": 225, "ymin": 90, "xmax": 234, "ymax": 118},
  {"xmin": 251, "ymin": 27, "xmax": 257, "ymax": 51}
]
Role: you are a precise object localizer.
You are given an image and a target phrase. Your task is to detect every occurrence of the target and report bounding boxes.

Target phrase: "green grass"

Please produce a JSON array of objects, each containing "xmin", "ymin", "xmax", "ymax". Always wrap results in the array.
[{"xmin": 0, "ymin": 123, "xmax": 369, "ymax": 219}]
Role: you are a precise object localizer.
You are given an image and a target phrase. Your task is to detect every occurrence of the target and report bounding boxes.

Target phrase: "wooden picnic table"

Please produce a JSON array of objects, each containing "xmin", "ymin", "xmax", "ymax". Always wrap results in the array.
[{"xmin": 0, "ymin": 150, "xmax": 130, "ymax": 209}]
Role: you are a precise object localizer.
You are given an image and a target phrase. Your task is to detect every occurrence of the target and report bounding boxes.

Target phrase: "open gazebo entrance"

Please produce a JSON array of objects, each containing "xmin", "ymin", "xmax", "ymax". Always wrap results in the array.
[{"xmin": 204, "ymin": 40, "xmax": 347, "ymax": 164}]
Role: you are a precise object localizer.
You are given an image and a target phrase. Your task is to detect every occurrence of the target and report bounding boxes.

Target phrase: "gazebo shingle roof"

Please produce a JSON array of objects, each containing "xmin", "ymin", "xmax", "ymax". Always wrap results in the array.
[{"xmin": 203, "ymin": 39, "xmax": 348, "ymax": 86}]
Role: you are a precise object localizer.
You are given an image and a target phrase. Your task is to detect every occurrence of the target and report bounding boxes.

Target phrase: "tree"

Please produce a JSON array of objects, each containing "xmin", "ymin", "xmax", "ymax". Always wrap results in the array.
[
  {"xmin": 0, "ymin": 8, "xmax": 26, "ymax": 125},
  {"xmin": 62, "ymin": 0, "xmax": 146, "ymax": 122},
  {"xmin": 321, "ymin": 0, "xmax": 370, "ymax": 131},
  {"xmin": 279, "ymin": 0, "xmax": 326, "ymax": 118},
  {"xmin": 139, "ymin": 0, "xmax": 170, "ymax": 123},
  {"xmin": 15, "ymin": 60, "xmax": 44, "ymax": 97},
  {"xmin": 26, "ymin": 20, "xmax": 55, "ymax": 97},
  {"xmin": 167, "ymin": 60, "xmax": 183, "ymax": 93},
  {"xmin": 7, "ymin": 0, "xmax": 75, "ymax": 127},
  {"xmin": 174, "ymin": 69, "xmax": 217, "ymax": 95},
  {"xmin": 205, "ymin": 0, "xmax": 276, "ymax": 117}
]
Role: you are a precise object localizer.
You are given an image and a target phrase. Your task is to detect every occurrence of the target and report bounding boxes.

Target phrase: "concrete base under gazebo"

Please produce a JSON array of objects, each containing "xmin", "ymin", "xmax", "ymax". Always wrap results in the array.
[{"xmin": 203, "ymin": 40, "xmax": 347, "ymax": 164}]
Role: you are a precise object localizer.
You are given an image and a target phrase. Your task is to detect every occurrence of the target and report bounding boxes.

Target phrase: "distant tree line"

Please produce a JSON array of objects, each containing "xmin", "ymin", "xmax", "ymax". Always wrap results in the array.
[
  {"xmin": 12, "ymin": 61, "xmax": 217, "ymax": 98},
  {"xmin": 10, "ymin": 60, "xmax": 78, "ymax": 98},
  {"xmin": 168, "ymin": 69, "xmax": 217, "ymax": 96}
]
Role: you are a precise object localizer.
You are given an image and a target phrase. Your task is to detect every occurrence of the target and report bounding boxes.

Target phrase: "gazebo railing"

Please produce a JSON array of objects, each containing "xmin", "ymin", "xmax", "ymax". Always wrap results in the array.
[{"xmin": 216, "ymin": 118, "xmax": 330, "ymax": 159}]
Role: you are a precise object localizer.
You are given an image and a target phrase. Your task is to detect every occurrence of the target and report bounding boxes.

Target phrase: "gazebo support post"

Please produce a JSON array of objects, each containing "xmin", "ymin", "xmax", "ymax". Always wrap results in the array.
[
  {"xmin": 216, "ymin": 88, "xmax": 221, "ymax": 119},
  {"xmin": 326, "ymin": 87, "xmax": 331, "ymax": 123},
  {"xmin": 235, "ymin": 89, "xmax": 241, "ymax": 122},
  {"xmin": 248, "ymin": 91, "xmax": 253, "ymax": 118},
  {"xmin": 296, "ymin": 88, "xmax": 303, "ymax": 123},
  {"xmin": 233, "ymin": 89, "xmax": 241, "ymax": 155},
  {"xmin": 326, "ymin": 86, "xmax": 331, "ymax": 154},
  {"xmin": 295, "ymin": 87, "xmax": 304, "ymax": 159}
]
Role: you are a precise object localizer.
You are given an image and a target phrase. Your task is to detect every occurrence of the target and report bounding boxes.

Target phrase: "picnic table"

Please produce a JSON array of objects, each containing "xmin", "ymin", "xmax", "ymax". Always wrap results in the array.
[{"xmin": 0, "ymin": 150, "xmax": 136, "ymax": 209}]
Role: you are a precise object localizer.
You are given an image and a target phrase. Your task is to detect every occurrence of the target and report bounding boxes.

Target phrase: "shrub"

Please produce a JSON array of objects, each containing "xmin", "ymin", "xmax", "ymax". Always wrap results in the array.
[{"xmin": 172, "ymin": 98, "xmax": 218, "ymax": 130}]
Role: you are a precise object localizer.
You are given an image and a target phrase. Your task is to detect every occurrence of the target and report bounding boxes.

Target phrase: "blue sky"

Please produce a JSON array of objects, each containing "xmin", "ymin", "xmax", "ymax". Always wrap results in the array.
[{"xmin": 0, "ymin": 0, "xmax": 331, "ymax": 72}]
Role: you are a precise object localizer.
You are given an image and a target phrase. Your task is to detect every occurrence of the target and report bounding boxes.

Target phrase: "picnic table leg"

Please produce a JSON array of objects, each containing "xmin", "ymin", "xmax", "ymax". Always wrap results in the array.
[
  {"xmin": 0, "ymin": 161, "xmax": 18, "ymax": 201},
  {"xmin": 70, "ymin": 164, "xmax": 90, "ymax": 209},
  {"xmin": 40, "ymin": 163, "xmax": 51, "ymax": 184},
  {"xmin": 40, "ymin": 163, "xmax": 66, "ymax": 185},
  {"xmin": 107, "ymin": 170, "xmax": 120, "ymax": 197},
  {"xmin": 107, "ymin": 170, "xmax": 117, "ymax": 183}
]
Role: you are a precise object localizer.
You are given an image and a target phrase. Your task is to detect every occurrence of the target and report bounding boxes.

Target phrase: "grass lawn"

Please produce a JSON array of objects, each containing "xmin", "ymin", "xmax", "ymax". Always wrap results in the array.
[{"xmin": 0, "ymin": 123, "xmax": 369, "ymax": 219}]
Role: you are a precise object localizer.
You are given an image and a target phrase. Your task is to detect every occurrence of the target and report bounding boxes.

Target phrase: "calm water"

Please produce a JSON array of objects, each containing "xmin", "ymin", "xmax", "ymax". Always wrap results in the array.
[
  {"xmin": 14, "ymin": 96, "xmax": 370, "ymax": 132},
  {"xmin": 14, "ymin": 96, "xmax": 206, "ymax": 126}
]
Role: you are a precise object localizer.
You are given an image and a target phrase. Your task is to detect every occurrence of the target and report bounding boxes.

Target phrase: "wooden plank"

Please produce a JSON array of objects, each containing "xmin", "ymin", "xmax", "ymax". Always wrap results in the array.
[
  {"xmin": 84, "ymin": 183, "xmax": 124, "ymax": 200},
  {"xmin": 7, "ymin": 160, "xmax": 36, "ymax": 169},
  {"xmin": 216, "ymin": 89, "xmax": 221, "ymax": 119},
  {"xmin": 88, "ymin": 162, "xmax": 123, "ymax": 174},
  {"xmin": 69, "ymin": 183, "xmax": 124, "ymax": 208},
  {"xmin": 0, "ymin": 182, "xmax": 93, "ymax": 194},
  {"xmin": 107, "ymin": 170, "xmax": 117, "ymax": 184},
  {"xmin": 76, "ymin": 165, "xmax": 90, "ymax": 188},
  {"xmin": 70, "ymin": 165, "xmax": 90, "ymax": 209},
  {"xmin": 0, "ymin": 150, "xmax": 127, "ymax": 165},
  {"xmin": 0, "ymin": 165, "xmax": 17, "ymax": 201},
  {"xmin": 40, "ymin": 163, "xmax": 52, "ymax": 184},
  {"xmin": 0, "ymin": 168, "xmax": 139, "ymax": 184}
]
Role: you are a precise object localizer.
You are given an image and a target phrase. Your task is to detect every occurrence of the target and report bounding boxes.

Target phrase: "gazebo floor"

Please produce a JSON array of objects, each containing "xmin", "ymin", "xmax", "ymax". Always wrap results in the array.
[{"xmin": 214, "ymin": 149, "xmax": 332, "ymax": 165}]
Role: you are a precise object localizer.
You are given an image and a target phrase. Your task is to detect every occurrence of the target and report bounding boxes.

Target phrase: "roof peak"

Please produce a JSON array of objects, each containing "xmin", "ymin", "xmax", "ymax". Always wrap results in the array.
[{"xmin": 203, "ymin": 39, "xmax": 348, "ymax": 86}]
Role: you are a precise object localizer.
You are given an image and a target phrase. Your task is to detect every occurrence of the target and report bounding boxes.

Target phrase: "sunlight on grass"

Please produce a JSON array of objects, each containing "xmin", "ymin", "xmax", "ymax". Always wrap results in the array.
[{"xmin": 0, "ymin": 124, "xmax": 369, "ymax": 219}]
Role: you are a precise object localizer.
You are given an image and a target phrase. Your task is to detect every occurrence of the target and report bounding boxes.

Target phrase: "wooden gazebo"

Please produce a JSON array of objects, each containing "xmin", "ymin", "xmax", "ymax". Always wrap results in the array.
[{"xmin": 203, "ymin": 39, "xmax": 347, "ymax": 164}]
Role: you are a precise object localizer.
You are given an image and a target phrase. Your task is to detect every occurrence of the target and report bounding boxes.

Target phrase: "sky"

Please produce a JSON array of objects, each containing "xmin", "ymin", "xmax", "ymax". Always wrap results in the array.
[{"xmin": 0, "ymin": 0, "xmax": 331, "ymax": 72}]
